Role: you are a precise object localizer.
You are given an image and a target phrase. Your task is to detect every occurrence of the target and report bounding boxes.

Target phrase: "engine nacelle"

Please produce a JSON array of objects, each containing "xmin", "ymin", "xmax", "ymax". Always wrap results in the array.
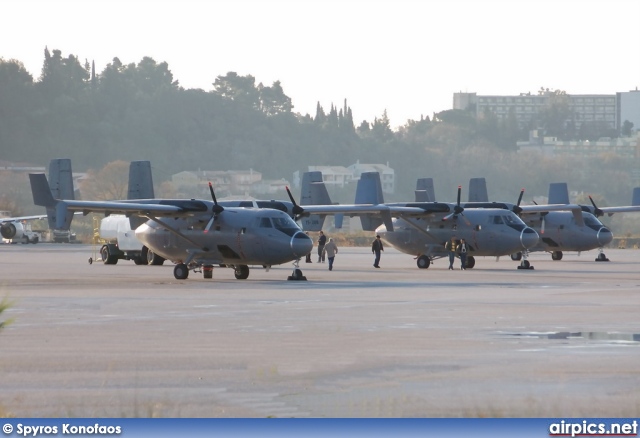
[{"xmin": 1, "ymin": 222, "xmax": 18, "ymax": 239}]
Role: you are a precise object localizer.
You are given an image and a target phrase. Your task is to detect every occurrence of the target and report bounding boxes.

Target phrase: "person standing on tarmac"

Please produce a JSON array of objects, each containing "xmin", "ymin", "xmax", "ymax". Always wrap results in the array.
[
  {"xmin": 445, "ymin": 237, "xmax": 457, "ymax": 270},
  {"xmin": 457, "ymin": 238, "xmax": 468, "ymax": 270},
  {"xmin": 372, "ymin": 234, "xmax": 384, "ymax": 268},
  {"xmin": 317, "ymin": 231, "xmax": 327, "ymax": 263},
  {"xmin": 305, "ymin": 232, "xmax": 313, "ymax": 263},
  {"xmin": 322, "ymin": 238, "xmax": 338, "ymax": 271}
]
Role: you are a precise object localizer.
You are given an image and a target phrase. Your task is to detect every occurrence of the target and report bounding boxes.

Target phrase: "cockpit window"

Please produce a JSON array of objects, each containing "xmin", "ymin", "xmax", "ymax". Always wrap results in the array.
[
  {"xmin": 259, "ymin": 217, "xmax": 272, "ymax": 228},
  {"xmin": 582, "ymin": 213, "xmax": 604, "ymax": 231},
  {"xmin": 272, "ymin": 216, "xmax": 299, "ymax": 237},
  {"xmin": 503, "ymin": 214, "xmax": 526, "ymax": 231}
]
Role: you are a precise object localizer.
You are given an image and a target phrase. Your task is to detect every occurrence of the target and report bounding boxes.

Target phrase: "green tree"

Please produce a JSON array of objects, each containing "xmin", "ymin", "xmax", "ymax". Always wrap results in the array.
[
  {"xmin": 258, "ymin": 80, "xmax": 293, "ymax": 115},
  {"xmin": 213, "ymin": 72, "xmax": 260, "ymax": 109}
]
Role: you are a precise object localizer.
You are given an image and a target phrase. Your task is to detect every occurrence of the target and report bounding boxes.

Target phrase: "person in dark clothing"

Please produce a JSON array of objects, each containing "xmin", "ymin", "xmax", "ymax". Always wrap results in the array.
[
  {"xmin": 457, "ymin": 238, "xmax": 468, "ymax": 270},
  {"xmin": 305, "ymin": 232, "xmax": 313, "ymax": 263},
  {"xmin": 372, "ymin": 235, "xmax": 384, "ymax": 268},
  {"xmin": 317, "ymin": 231, "xmax": 327, "ymax": 263}
]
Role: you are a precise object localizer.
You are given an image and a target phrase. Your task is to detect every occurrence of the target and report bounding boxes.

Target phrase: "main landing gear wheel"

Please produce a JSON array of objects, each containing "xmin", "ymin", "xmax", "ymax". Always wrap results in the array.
[
  {"xmin": 174, "ymin": 263, "xmax": 189, "ymax": 280},
  {"xmin": 551, "ymin": 251, "xmax": 563, "ymax": 261},
  {"xmin": 595, "ymin": 252, "xmax": 610, "ymax": 262},
  {"xmin": 416, "ymin": 255, "xmax": 431, "ymax": 269},
  {"xmin": 143, "ymin": 246, "xmax": 165, "ymax": 265},
  {"xmin": 234, "ymin": 265, "xmax": 250, "ymax": 280},
  {"xmin": 510, "ymin": 252, "xmax": 522, "ymax": 261},
  {"xmin": 465, "ymin": 256, "xmax": 475, "ymax": 269}
]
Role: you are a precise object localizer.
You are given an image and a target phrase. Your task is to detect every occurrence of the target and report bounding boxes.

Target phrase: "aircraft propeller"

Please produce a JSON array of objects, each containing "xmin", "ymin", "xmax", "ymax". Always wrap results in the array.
[
  {"xmin": 513, "ymin": 188, "xmax": 525, "ymax": 215},
  {"xmin": 285, "ymin": 186, "xmax": 305, "ymax": 220},
  {"xmin": 204, "ymin": 182, "xmax": 225, "ymax": 232},
  {"xmin": 443, "ymin": 186, "xmax": 469, "ymax": 225},
  {"xmin": 588, "ymin": 196, "xmax": 604, "ymax": 217}
]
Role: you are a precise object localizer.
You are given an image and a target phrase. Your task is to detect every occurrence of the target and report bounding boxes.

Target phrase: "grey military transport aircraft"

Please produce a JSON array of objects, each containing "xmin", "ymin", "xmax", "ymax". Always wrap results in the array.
[
  {"xmin": 30, "ymin": 173, "xmax": 313, "ymax": 281},
  {"xmin": 464, "ymin": 179, "xmax": 640, "ymax": 262},
  {"xmin": 297, "ymin": 171, "xmax": 541, "ymax": 270}
]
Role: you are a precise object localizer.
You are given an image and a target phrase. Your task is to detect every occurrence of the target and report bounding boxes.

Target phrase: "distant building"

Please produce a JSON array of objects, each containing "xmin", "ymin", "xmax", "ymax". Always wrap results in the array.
[
  {"xmin": 347, "ymin": 161, "xmax": 395, "ymax": 194},
  {"xmin": 171, "ymin": 169, "xmax": 288, "ymax": 198},
  {"xmin": 307, "ymin": 161, "xmax": 395, "ymax": 194},
  {"xmin": 453, "ymin": 89, "xmax": 640, "ymax": 133},
  {"xmin": 518, "ymin": 130, "xmax": 640, "ymax": 160}
]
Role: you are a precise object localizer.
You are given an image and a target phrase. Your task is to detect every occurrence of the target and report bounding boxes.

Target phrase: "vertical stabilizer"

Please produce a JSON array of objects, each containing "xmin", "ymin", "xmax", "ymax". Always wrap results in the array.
[
  {"xmin": 299, "ymin": 171, "xmax": 328, "ymax": 231},
  {"xmin": 632, "ymin": 188, "xmax": 640, "ymax": 206},
  {"xmin": 128, "ymin": 161, "xmax": 155, "ymax": 199},
  {"xmin": 128, "ymin": 161, "xmax": 154, "ymax": 229},
  {"xmin": 355, "ymin": 172, "xmax": 386, "ymax": 231},
  {"xmin": 47, "ymin": 158, "xmax": 75, "ymax": 230},
  {"xmin": 548, "ymin": 183, "xmax": 570, "ymax": 204},
  {"xmin": 415, "ymin": 178, "xmax": 435, "ymax": 202},
  {"xmin": 468, "ymin": 177, "xmax": 489, "ymax": 202}
]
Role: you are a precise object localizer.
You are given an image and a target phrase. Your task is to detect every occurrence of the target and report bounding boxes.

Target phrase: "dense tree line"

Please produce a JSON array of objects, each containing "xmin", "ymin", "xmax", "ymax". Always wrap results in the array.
[{"xmin": 0, "ymin": 48, "xmax": 637, "ymax": 211}]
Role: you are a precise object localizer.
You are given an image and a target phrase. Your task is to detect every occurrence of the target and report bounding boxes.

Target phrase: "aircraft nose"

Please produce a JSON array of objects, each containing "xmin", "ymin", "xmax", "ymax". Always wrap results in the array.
[
  {"xmin": 597, "ymin": 227, "xmax": 613, "ymax": 246},
  {"xmin": 520, "ymin": 227, "xmax": 539, "ymax": 249},
  {"xmin": 291, "ymin": 231, "xmax": 313, "ymax": 258}
]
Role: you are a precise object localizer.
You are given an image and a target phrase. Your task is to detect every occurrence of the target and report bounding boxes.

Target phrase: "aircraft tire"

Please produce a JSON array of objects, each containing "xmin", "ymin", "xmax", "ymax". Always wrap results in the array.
[
  {"xmin": 416, "ymin": 255, "xmax": 430, "ymax": 269},
  {"xmin": 145, "ymin": 246, "xmax": 165, "ymax": 265},
  {"xmin": 287, "ymin": 268, "xmax": 307, "ymax": 281},
  {"xmin": 234, "ymin": 265, "xmax": 250, "ymax": 280},
  {"xmin": 31, "ymin": 235, "xmax": 38, "ymax": 244},
  {"xmin": 510, "ymin": 252, "xmax": 522, "ymax": 261},
  {"xmin": 518, "ymin": 259, "xmax": 531, "ymax": 269},
  {"xmin": 174, "ymin": 263, "xmax": 189, "ymax": 280},
  {"xmin": 465, "ymin": 256, "xmax": 475, "ymax": 269},
  {"xmin": 551, "ymin": 251, "xmax": 563, "ymax": 261}
]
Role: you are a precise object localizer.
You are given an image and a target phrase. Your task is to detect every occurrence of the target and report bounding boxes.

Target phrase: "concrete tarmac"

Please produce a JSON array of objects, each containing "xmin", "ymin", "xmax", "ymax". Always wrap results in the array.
[{"xmin": 0, "ymin": 244, "xmax": 638, "ymax": 417}]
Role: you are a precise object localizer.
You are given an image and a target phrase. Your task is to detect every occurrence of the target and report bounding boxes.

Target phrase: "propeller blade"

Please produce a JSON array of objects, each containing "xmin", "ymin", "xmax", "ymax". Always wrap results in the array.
[
  {"xmin": 209, "ymin": 182, "xmax": 224, "ymax": 214},
  {"xmin": 456, "ymin": 185, "xmax": 461, "ymax": 206},
  {"xmin": 204, "ymin": 216, "xmax": 215, "ymax": 233},
  {"xmin": 588, "ymin": 196, "xmax": 604, "ymax": 217},
  {"xmin": 513, "ymin": 188, "xmax": 525, "ymax": 215},
  {"xmin": 285, "ymin": 186, "xmax": 305, "ymax": 217},
  {"xmin": 540, "ymin": 213, "xmax": 546, "ymax": 234}
]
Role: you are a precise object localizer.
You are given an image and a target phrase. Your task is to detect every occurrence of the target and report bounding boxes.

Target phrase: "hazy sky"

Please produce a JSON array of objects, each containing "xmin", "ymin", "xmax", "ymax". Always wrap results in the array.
[{"xmin": 3, "ymin": 0, "xmax": 639, "ymax": 128}]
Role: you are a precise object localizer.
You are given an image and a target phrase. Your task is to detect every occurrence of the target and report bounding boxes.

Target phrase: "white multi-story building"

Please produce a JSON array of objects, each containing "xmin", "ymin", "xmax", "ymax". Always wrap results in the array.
[
  {"xmin": 307, "ymin": 161, "xmax": 395, "ymax": 194},
  {"xmin": 454, "ymin": 89, "xmax": 640, "ymax": 133}
]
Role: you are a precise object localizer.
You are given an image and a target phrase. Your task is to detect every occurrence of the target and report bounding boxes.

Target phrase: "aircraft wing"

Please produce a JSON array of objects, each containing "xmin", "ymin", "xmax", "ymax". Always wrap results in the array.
[
  {"xmin": 519, "ymin": 204, "xmax": 585, "ymax": 226},
  {"xmin": 1, "ymin": 214, "xmax": 48, "ymax": 223},
  {"xmin": 297, "ymin": 203, "xmax": 449, "ymax": 232},
  {"xmin": 598, "ymin": 205, "xmax": 640, "ymax": 216},
  {"xmin": 29, "ymin": 173, "xmax": 202, "ymax": 228}
]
